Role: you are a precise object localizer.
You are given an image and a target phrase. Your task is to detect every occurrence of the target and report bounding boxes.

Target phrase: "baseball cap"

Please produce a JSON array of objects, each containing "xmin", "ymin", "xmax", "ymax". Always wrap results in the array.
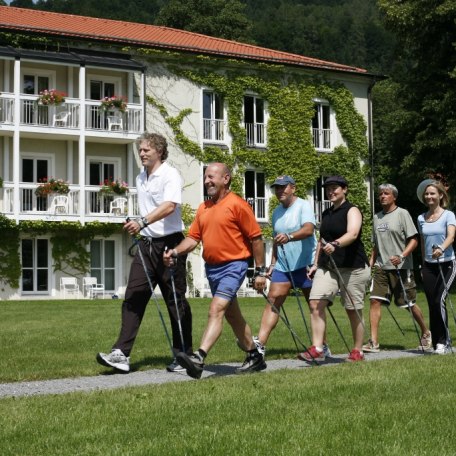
[
  {"xmin": 323, "ymin": 175, "xmax": 348, "ymax": 187},
  {"xmin": 270, "ymin": 175, "xmax": 296, "ymax": 187}
]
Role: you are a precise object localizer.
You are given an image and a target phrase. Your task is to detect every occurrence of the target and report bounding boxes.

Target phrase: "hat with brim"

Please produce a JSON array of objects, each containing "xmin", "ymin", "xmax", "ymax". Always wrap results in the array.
[
  {"xmin": 323, "ymin": 175, "xmax": 348, "ymax": 188},
  {"xmin": 416, "ymin": 179, "xmax": 437, "ymax": 204},
  {"xmin": 271, "ymin": 175, "xmax": 296, "ymax": 187}
]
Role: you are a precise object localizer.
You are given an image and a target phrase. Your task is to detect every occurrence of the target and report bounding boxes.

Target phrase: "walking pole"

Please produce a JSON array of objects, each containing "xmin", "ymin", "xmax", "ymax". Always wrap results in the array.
[
  {"xmin": 127, "ymin": 220, "xmax": 174, "ymax": 358},
  {"xmin": 280, "ymin": 245, "xmax": 312, "ymax": 343},
  {"xmin": 395, "ymin": 266, "xmax": 424, "ymax": 354},
  {"xmin": 385, "ymin": 305, "xmax": 405, "ymax": 336},
  {"xmin": 260, "ymin": 290, "xmax": 319, "ymax": 365},
  {"xmin": 327, "ymin": 306, "xmax": 350, "ymax": 352},
  {"xmin": 166, "ymin": 247, "xmax": 186, "ymax": 354},
  {"xmin": 320, "ymin": 239, "xmax": 365, "ymax": 330},
  {"xmin": 280, "ymin": 304, "xmax": 300, "ymax": 352}
]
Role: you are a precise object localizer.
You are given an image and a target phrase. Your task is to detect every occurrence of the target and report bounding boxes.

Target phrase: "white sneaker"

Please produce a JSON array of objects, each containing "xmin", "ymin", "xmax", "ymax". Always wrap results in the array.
[
  {"xmin": 434, "ymin": 343, "xmax": 452, "ymax": 355},
  {"xmin": 96, "ymin": 349, "xmax": 130, "ymax": 372},
  {"xmin": 322, "ymin": 343, "xmax": 332, "ymax": 357}
]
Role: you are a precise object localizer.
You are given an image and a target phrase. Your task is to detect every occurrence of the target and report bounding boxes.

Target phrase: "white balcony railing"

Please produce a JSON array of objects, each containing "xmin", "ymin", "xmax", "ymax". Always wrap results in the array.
[
  {"xmin": 203, "ymin": 118, "xmax": 226, "ymax": 142},
  {"xmin": 0, "ymin": 95, "xmax": 142, "ymax": 133},
  {"xmin": 1, "ymin": 182, "xmax": 139, "ymax": 220},
  {"xmin": 246, "ymin": 197, "xmax": 266, "ymax": 221},
  {"xmin": 245, "ymin": 122, "xmax": 266, "ymax": 147},
  {"xmin": 313, "ymin": 128, "xmax": 332, "ymax": 150}
]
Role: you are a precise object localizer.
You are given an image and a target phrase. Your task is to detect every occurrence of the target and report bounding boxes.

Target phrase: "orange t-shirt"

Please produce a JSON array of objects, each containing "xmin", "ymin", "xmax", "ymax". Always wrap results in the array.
[{"xmin": 188, "ymin": 192, "xmax": 262, "ymax": 264}]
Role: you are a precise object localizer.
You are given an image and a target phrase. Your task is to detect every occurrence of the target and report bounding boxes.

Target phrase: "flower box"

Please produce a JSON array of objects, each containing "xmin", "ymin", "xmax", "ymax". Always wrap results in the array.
[
  {"xmin": 100, "ymin": 96, "xmax": 127, "ymax": 113},
  {"xmin": 99, "ymin": 178, "xmax": 129, "ymax": 195},
  {"xmin": 36, "ymin": 89, "xmax": 66, "ymax": 106},
  {"xmin": 35, "ymin": 178, "xmax": 70, "ymax": 197}
]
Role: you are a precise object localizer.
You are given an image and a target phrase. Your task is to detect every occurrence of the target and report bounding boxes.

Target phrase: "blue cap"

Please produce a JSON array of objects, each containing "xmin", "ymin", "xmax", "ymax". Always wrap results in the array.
[{"xmin": 270, "ymin": 175, "xmax": 296, "ymax": 187}]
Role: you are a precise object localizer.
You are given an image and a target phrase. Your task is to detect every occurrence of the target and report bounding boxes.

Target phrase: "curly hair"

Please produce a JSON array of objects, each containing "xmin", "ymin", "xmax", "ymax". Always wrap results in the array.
[{"xmin": 136, "ymin": 132, "xmax": 168, "ymax": 161}]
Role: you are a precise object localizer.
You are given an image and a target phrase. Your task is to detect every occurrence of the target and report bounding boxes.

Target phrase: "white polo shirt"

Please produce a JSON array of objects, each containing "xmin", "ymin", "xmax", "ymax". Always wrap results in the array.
[{"xmin": 136, "ymin": 161, "xmax": 184, "ymax": 237}]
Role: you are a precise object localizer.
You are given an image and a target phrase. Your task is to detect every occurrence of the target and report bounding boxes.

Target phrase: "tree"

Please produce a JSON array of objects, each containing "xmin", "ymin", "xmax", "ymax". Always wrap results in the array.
[
  {"xmin": 376, "ymin": 0, "xmax": 456, "ymax": 205},
  {"xmin": 154, "ymin": 0, "xmax": 254, "ymax": 42}
]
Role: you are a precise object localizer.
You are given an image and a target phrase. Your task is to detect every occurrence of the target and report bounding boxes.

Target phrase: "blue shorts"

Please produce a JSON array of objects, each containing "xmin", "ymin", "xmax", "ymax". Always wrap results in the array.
[
  {"xmin": 271, "ymin": 266, "xmax": 312, "ymax": 289},
  {"xmin": 205, "ymin": 260, "xmax": 248, "ymax": 301}
]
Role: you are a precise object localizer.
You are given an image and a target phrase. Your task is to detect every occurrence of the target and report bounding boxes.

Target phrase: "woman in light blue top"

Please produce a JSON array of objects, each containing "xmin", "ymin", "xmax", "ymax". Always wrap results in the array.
[{"xmin": 417, "ymin": 180, "xmax": 456, "ymax": 354}]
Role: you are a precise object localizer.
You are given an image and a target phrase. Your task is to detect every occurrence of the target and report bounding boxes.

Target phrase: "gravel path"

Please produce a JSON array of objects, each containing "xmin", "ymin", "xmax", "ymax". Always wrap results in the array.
[{"xmin": 0, "ymin": 349, "xmax": 428, "ymax": 399}]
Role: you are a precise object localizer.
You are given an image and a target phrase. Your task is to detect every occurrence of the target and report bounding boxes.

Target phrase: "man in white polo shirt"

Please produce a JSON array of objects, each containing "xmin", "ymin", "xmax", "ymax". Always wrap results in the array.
[{"xmin": 96, "ymin": 132, "xmax": 193, "ymax": 373}]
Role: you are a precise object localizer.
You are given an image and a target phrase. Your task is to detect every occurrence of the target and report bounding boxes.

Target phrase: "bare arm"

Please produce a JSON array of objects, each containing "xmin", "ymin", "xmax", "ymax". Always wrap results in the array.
[
  {"xmin": 274, "ymin": 222, "xmax": 314, "ymax": 245},
  {"xmin": 432, "ymin": 225, "xmax": 456, "ymax": 259},
  {"xmin": 163, "ymin": 236, "xmax": 199, "ymax": 267},
  {"xmin": 390, "ymin": 235, "xmax": 418, "ymax": 267},
  {"xmin": 251, "ymin": 235, "xmax": 267, "ymax": 291},
  {"xmin": 124, "ymin": 201, "xmax": 177, "ymax": 236}
]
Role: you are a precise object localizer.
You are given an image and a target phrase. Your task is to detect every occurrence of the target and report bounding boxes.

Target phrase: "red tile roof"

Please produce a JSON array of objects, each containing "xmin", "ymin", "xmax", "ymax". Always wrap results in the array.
[{"xmin": 0, "ymin": 5, "xmax": 368, "ymax": 75}]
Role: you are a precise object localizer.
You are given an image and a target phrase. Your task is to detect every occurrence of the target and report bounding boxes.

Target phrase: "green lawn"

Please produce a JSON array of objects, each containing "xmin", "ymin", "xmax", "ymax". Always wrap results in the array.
[{"xmin": 1, "ymin": 295, "xmax": 455, "ymax": 455}]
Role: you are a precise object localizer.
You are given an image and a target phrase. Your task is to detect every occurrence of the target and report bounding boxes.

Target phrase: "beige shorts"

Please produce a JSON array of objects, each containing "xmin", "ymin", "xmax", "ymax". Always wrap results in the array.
[{"xmin": 309, "ymin": 266, "xmax": 371, "ymax": 310}]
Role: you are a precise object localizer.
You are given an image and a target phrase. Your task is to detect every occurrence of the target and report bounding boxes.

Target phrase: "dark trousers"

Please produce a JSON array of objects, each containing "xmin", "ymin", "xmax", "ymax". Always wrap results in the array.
[
  {"xmin": 421, "ymin": 259, "xmax": 456, "ymax": 347},
  {"xmin": 113, "ymin": 233, "xmax": 193, "ymax": 357}
]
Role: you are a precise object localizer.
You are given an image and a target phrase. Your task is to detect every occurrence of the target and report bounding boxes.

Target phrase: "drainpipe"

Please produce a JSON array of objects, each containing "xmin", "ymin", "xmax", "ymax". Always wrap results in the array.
[{"xmin": 367, "ymin": 77, "xmax": 378, "ymax": 221}]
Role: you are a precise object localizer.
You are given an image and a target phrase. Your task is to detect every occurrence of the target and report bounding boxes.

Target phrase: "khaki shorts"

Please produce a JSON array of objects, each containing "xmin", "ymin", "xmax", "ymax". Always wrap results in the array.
[
  {"xmin": 309, "ymin": 266, "xmax": 371, "ymax": 310},
  {"xmin": 370, "ymin": 266, "xmax": 416, "ymax": 307}
]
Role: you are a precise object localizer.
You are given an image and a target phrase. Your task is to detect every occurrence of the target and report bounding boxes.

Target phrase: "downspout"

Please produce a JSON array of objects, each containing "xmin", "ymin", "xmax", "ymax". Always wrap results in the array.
[{"xmin": 367, "ymin": 77, "xmax": 378, "ymax": 221}]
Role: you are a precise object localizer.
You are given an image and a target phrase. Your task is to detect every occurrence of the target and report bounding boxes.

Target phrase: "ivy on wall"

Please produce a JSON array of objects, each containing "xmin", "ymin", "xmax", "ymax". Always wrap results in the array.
[{"xmin": 144, "ymin": 54, "xmax": 372, "ymax": 244}]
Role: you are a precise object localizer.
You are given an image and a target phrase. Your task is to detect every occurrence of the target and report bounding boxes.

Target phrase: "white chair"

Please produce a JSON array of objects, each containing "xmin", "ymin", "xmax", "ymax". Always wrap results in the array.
[
  {"xmin": 109, "ymin": 197, "xmax": 128, "ymax": 216},
  {"xmin": 83, "ymin": 277, "xmax": 105, "ymax": 299},
  {"xmin": 107, "ymin": 115, "xmax": 123, "ymax": 131},
  {"xmin": 60, "ymin": 277, "xmax": 80, "ymax": 299},
  {"xmin": 49, "ymin": 195, "xmax": 69, "ymax": 214},
  {"xmin": 52, "ymin": 111, "xmax": 71, "ymax": 127}
]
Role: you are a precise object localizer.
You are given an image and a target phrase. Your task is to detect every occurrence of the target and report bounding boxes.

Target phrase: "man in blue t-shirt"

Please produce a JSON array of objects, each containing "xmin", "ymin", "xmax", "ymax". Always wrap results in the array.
[{"xmin": 240, "ymin": 175, "xmax": 321, "ymax": 358}]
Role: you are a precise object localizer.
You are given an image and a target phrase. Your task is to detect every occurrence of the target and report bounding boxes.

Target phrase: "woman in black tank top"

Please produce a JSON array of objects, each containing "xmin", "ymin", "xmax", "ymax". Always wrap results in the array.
[{"xmin": 299, "ymin": 176, "xmax": 370, "ymax": 363}]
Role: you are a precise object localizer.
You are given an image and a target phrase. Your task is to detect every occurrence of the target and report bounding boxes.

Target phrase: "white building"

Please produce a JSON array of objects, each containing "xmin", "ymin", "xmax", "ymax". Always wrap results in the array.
[{"xmin": 0, "ymin": 5, "xmax": 378, "ymax": 300}]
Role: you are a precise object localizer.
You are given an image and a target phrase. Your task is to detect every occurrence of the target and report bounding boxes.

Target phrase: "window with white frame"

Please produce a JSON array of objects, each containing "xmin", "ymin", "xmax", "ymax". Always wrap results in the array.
[
  {"xmin": 90, "ymin": 239, "xmax": 115, "ymax": 291},
  {"xmin": 245, "ymin": 170, "xmax": 266, "ymax": 220},
  {"xmin": 244, "ymin": 95, "xmax": 266, "ymax": 147},
  {"xmin": 202, "ymin": 90, "xmax": 225, "ymax": 142},
  {"xmin": 87, "ymin": 76, "xmax": 122, "ymax": 129},
  {"xmin": 21, "ymin": 156, "xmax": 51, "ymax": 211},
  {"xmin": 312, "ymin": 101, "xmax": 332, "ymax": 151},
  {"xmin": 21, "ymin": 238, "xmax": 49, "ymax": 293},
  {"xmin": 313, "ymin": 176, "xmax": 332, "ymax": 226},
  {"xmin": 88, "ymin": 157, "xmax": 120, "ymax": 213}
]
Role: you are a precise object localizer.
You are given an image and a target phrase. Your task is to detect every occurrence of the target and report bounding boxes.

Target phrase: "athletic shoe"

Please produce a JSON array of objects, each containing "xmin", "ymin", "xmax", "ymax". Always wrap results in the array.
[
  {"xmin": 235, "ymin": 352, "xmax": 267, "ymax": 374},
  {"xmin": 166, "ymin": 358, "xmax": 186, "ymax": 373},
  {"xmin": 323, "ymin": 343, "xmax": 332, "ymax": 357},
  {"xmin": 176, "ymin": 352, "xmax": 204, "ymax": 379},
  {"xmin": 297, "ymin": 345, "xmax": 325, "ymax": 363},
  {"xmin": 346, "ymin": 348, "xmax": 365, "ymax": 362},
  {"xmin": 434, "ymin": 343, "xmax": 452, "ymax": 355},
  {"xmin": 96, "ymin": 349, "xmax": 130, "ymax": 372},
  {"xmin": 418, "ymin": 332, "xmax": 433, "ymax": 351},
  {"xmin": 236, "ymin": 336, "xmax": 266, "ymax": 357},
  {"xmin": 362, "ymin": 339, "xmax": 380, "ymax": 353}
]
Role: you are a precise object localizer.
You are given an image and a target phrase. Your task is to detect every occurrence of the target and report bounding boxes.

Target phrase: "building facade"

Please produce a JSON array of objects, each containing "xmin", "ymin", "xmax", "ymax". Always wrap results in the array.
[{"xmin": 0, "ymin": 6, "xmax": 378, "ymax": 300}]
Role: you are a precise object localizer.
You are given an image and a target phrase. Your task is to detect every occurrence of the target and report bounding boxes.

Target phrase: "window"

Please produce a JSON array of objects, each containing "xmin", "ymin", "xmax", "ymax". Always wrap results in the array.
[
  {"xmin": 23, "ymin": 73, "xmax": 50, "ymax": 125},
  {"xmin": 90, "ymin": 240, "xmax": 115, "ymax": 291},
  {"xmin": 22, "ymin": 157, "xmax": 50, "ymax": 211},
  {"xmin": 89, "ymin": 80, "xmax": 115, "ymax": 100},
  {"xmin": 203, "ymin": 90, "xmax": 225, "ymax": 141},
  {"xmin": 245, "ymin": 170, "xmax": 266, "ymax": 220},
  {"xmin": 313, "ymin": 176, "xmax": 331, "ymax": 226},
  {"xmin": 87, "ymin": 76, "xmax": 121, "ymax": 129},
  {"xmin": 21, "ymin": 239, "xmax": 49, "ymax": 293},
  {"xmin": 88, "ymin": 159, "xmax": 117, "ymax": 213},
  {"xmin": 312, "ymin": 102, "xmax": 332, "ymax": 151},
  {"xmin": 244, "ymin": 96, "xmax": 266, "ymax": 146}
]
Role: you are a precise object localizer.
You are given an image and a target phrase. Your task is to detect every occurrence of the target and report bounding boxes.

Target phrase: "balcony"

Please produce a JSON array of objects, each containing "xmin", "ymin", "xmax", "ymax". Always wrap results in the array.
[
  {"xmin": 245, "ymin": 122, "xmax": 266, "ymax": 147},
  {"xmin": 203, "ymin": 118, "xmax": 226, "ymax": 142},
  {"xmin": 246, "ymin": 197, "xmax": 267, "ymax": 221},
  {"xmin": 0, "ymin": 93, "xmax": 142, "ymax": 135},
  {"xmin": 313, "ymin": 128, "xmax": 332, "ymax": 151},
  {"xmin": 1, "ymin": 182, "xmax": 139, "ymax": 222}
]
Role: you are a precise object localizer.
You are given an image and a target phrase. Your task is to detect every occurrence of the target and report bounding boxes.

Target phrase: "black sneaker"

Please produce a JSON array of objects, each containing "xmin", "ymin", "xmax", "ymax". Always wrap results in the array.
[
  {"xmin": 176, "ymin": 352, "xmax": 204, "ymax": 379},
  {"xmin": 166, "ymin": 358, "xmax": 186, "ymax": 373},
  {"xmin": 235, "ymin": 353, "xmax": 266, "ymax": 374}
]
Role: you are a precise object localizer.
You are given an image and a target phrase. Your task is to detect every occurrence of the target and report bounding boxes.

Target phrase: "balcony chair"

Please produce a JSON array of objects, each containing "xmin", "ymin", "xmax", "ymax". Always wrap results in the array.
[
  {"xmin": 107, "ymin": 115, "xmax": 123, "ymax": 131},
  {"xmin": 83, "ymin": 277, "xmax": 105, "ymax": 299},
  {"xmin": 60, "ymin": 277, "xmax": 80, "ymax": 299},
  {"xmin": 48, "ymin": 195, "xmax": 69, "ymax": 214},
  {"xmin": 109, "ymin": 197, "xmax": 128, "ymax": 216},
  {"xmin": 52, "ymin": 111, "xmax": 71, "ymax": 127}
]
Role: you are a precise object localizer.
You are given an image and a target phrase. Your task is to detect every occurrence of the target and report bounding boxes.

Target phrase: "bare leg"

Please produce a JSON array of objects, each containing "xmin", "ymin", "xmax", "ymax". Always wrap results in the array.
[
  {"xmin": 309, "ymin": 298, "xmax": 328, "ymax": 348},
  {"xmin": 346, "ymin": 308, "xmax": 364, "ymax": 350},
  {"xmin": 223, "ymin": 297, "xmax": 255, "ymax": 351},
  {"xmin": 257, "ymin": 282, "xmax": 290, "ymax": 345},
  {"xmin": 199, "ymin": 296, "xmax": 232, "ymax": 353},
  {"xmin": 409, "ymin": 304, "xmax": 430, "ymax": 335},
  {"xmin": 369, "ymin": 299, "xmax": 382, "ymax": 344}
]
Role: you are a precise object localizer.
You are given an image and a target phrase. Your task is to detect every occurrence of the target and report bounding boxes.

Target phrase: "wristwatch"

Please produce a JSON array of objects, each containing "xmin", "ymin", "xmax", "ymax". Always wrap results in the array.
[
  {"xmin": 398, "ymin": 254, "xmax": 405, "ymax": 261},
  {"xmin": 254, "ymin": 266, "xmax": 267, "ymax": 278},
  {"xmin": 286, "ymin": 233, "xmax": 294, "ymax": 242}
]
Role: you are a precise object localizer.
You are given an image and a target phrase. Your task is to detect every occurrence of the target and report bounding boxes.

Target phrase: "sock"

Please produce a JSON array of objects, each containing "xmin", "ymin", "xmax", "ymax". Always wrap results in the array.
[{"xmin": 315, "ymin": 346, "xmax": 323, "ymax": 353}]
